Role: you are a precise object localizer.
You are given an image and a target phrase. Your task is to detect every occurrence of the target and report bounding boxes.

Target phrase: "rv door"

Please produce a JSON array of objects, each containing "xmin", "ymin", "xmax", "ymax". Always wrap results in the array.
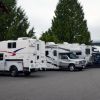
[
  {"xmin": 35, "ymin": 43, "xmax": 40, "ymax": 68},
  {"xmin": 0, "ymin": 53, "xmax": 5, "ymax": 71}
]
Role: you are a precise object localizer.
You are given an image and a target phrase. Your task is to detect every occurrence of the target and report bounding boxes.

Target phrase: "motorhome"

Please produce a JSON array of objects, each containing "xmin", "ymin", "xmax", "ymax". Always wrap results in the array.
[
  {"xmin": 63, "ymin": 42, "xmax": 92, "ymax": 65},
  {"xmin": 44, "ymin": 42, "xmax": 86, "ymax": 71},
  {"xmin": 0, "ymin": 37, "xmax": 46, "ymax": 76}
]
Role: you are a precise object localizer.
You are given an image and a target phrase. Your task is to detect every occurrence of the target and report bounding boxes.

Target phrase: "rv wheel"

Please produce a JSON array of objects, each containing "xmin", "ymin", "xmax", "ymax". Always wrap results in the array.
[
  {"xmin": 10, "ymin": 66, "xmax": 18, "ymax": 77},
  {"xmin": 69, "ymin": 64, "xmax": 75, "ymax": 72},
  {"xmin": 24, "ymin": 72, "xmax": 31, "ymax": 76}
]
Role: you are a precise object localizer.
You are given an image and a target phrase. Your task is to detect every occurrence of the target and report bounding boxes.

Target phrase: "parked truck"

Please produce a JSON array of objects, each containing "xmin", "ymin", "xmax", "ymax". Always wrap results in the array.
[{"xmin": 0, "ymin": 37, "xmax": 46, "ymax": 76}]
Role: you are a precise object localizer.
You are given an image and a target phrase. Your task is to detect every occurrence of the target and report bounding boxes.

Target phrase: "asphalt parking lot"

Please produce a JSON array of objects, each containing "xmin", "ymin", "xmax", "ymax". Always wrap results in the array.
[{"xmin": 0, "ymin": 67, "xmax": 100, "ymax": 100}]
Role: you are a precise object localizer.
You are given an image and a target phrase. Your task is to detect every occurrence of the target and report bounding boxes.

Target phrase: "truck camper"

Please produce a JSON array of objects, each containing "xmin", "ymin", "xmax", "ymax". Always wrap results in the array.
[{"xmin": 0, "ymin": 37, "xmax": 46, "ymax": 76}]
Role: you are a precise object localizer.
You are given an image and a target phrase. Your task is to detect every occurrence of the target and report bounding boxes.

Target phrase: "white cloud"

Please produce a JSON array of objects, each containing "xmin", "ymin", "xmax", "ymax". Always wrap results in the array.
[{"xmin": 17, "ymin": 0, "xmax": 100, "ymax": 41}]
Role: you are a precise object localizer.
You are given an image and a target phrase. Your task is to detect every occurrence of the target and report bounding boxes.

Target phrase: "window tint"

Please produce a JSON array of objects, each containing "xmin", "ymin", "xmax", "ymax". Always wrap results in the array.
[
  {"xmin": 8, "ymin": 43, "xmax": 12, "ymax": 48},
  {"xmin": 60, "ymin": 55, "xmax": 68, "ymax": 59},
  {"xmin": 37, "ymin": 56, "xmax": 39, "ymax": 60},
  {"xmin": 0, "ymin": 53, "xmax": 3, "ymax": 60},
  {"xmin": 59, "ymin": 53, "xmax": 78, "ymax": 59},
  {"xmin": 85, "ymin": 49, "xmax": 90, "ymax": 55},
  {"xmin": 76, "ymin": 52, "xmax": 82, "ymax": 55},
  {"xmin": 45, "ymin": 51, "xmax": 49, "ymax": 56},
  {"xmin": 8, "ymin": 42, "xmax": 16, "ymax": 48},
  {"xmin": 53, "ymin": 50, "xmax": 57, "ymax": 56},
  {"xmin": 37, "ymin": 44, "xmax": 39, "ymax": 50},
  {"xmin": 13, "ymin": 42, "xmax": 16, "ymax": 48}
]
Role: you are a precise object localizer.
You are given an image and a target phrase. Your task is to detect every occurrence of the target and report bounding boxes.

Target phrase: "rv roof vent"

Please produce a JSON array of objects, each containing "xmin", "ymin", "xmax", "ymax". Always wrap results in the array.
[
  {"xmin": 72, "ymin": 43, "xmax": 80, "ymax": 46},
  {"xmin": 18, "ymin": 37, "xmax": 29, "ymax": 40},
  {"xmin": 46, "ymin": 42, "xmax": 55, "ymax": 45},
  {"xmin": 81, "ymin": 44, "xmax": 85, "ymax": 46},
  {"xmin": 63, "ymin": 42, "xmax": 69, "ymax": 45}
]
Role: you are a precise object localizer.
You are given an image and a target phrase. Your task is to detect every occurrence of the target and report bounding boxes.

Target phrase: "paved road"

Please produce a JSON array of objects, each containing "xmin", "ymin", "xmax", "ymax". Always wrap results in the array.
[{"xmin": 0, "ymin": 68, "xmax": 100, "ymax": 100}]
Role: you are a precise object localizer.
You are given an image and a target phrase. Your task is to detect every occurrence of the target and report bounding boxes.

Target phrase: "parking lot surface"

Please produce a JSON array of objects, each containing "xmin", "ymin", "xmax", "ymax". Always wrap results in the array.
[{"xmin": 0, "ymin": 68, "xmax": 100, "ymax": 100}]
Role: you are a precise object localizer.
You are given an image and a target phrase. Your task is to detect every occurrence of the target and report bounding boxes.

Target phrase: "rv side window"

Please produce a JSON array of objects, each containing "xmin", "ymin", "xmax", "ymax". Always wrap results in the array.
[
  {"xmin": 60, "ymin": 55, "xmax": 68, "ymax": 60},
  {"xmin": 45, "ymin": 51, "xmax": 49, "ymax": 56},
  {"xmin": 76, "ymin": 52, "xmax": 82, "ymax": 55},
  {"xmin": 85, "ymin": 49, "xmax": 90, "ymax": 55},
  {"xmin": 53, "ymin": 50, "xmax": 57, "ymax": 56},
  {"xmin": 37, "ymin": 56, "xmax": 39, "ymax": 60},
  {"xmin": 8, "ymin": 43, "xmax": 11, "ymax": 48},
  {"xmin": 37, "ymin": 44, "xmax": 39, "ymax": 50},
  {"xmin": 13, "ymin": 42, "xmax": 16, "ymax": 48},
  {"xmin": 8, "ymin": 42, "xmax": 16, "ymax": 48},
  {"xmin": 0, "ymin": 53, "xmax": 3, "ymax": 60}
]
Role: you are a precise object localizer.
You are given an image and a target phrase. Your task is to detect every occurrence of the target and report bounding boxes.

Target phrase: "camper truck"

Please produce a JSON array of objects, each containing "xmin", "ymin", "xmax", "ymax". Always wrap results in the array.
[
  {"xmin": 63, "ymin": 43, "xmax": 92, "ymax": 65},
  {"xmin": 44, "ymin": 42, "xmax": 86, "ymax": 71},
  {"xmin": 0, "ymin": 37, "xmax": 46, "ymax": 76}
]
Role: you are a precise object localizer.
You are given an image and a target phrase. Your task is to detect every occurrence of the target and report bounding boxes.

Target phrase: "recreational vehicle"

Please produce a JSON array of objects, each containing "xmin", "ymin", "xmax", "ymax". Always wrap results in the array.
[
  {"xmin": 0, "ymin": 37, "xmax": 46, "ymax": 76},
  {"xmin": 44, "ymin": 42, "xmax": 86, "ymax": 71},
  {"xmin": 63, "ymin": 43, "xmax": 92, "ymax": 65}
]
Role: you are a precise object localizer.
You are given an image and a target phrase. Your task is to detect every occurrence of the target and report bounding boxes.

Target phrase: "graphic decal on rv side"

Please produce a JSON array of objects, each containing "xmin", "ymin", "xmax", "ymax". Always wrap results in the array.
[
  {"xmin": 0, "ymin": 47, "xmax": 26, "ymax": 56},
  {"xmin": 13, "ymin": 47, "xmax": 26, "ymax": 53}
]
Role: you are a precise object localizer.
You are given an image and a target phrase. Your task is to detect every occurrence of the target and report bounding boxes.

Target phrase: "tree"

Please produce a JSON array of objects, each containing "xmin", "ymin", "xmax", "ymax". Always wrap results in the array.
[
  {"xmin": 40, "ymin": 0, "xmax": 91, "ymax": 44},
  {"xmin": 40, "ymin": 29, "xmax": 59, "ymax": 43},
  {"xmin": 0, "ymin": 1, "xmax": 9, "ymax": 13},
  {"xmin": 0, "ymin": 0, "xmax": 35, "ymax": 41},
  {"xmin": 27, "ymin": 27, "xmax": 36, "ymax": 38}
]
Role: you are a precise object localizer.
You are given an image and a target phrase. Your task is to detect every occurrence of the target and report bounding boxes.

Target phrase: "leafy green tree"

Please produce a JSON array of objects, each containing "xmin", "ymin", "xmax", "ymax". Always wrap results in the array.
[
  {"xmin": 0, "ymin": 0, "xmax": 35, "ymax": 41},
  {"xmin": 27, "ymin": 27, "xmax": 36, "ymax": 38},
  {"xmin": 40, "ymin": 29, "xmax": 59, "ymax": 43},
  {"xmin": 40, "ymin": 0, "xmax": 91, "ymax": 44}
]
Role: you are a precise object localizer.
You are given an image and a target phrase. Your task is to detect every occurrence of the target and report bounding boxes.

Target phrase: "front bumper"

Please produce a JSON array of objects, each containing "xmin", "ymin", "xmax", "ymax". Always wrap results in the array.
[{"xmin": 75, "ymin": 64, "xmax": 85, "ymax": 68}]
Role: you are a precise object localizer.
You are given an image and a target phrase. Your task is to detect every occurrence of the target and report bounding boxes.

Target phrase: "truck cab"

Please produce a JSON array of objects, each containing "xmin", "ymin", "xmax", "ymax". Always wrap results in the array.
[{"xmin": 58, "ymin": 52, "xmax": 86, "ymax": 71}]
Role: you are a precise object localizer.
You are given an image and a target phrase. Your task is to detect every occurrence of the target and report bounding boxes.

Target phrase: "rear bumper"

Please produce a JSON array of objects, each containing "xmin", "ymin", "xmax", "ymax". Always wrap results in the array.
[{"xmin": 23, "ymin": 67, "xmax": 39, "ymax": 72}]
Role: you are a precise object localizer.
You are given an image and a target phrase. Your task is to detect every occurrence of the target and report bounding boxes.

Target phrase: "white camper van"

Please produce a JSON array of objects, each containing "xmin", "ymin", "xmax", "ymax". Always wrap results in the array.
[
  {"xmin": 0, "ymin": 37, "xmax": 46, "ymax": 76},
  {"xmin": 45, "ymin": 42, "xmax": 86, "ymax": 71}
]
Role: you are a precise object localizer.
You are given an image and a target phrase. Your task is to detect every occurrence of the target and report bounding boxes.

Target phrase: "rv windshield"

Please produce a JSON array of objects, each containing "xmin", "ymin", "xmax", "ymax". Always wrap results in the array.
[
  {"xmin": 59, "ymin": 53, "xmax": 78, "ymax": 59},
  {"xmin": 66, "ymin": 53, "xmax": 78, "ymax": 59}
]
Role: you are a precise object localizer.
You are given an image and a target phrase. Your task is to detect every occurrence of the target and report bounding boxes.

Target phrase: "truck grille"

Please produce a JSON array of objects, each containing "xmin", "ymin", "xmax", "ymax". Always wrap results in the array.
[{"xmin": 79, "ymin": 60, "xmax": 86, "ymax": 64}]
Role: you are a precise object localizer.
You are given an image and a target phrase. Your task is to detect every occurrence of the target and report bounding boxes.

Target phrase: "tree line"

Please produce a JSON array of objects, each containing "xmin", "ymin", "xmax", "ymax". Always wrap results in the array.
[
  {"xmin": 40, "ymin": 0, "xmax": 91, "ymax": 44},
  {"xmin": 0, "ymin": 0, "xmax": 91, "ymax": 44}
]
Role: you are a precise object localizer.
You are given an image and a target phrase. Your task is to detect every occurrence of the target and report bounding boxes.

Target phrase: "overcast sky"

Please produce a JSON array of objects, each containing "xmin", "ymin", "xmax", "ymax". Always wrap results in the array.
[{"xmin": 17, "ymin": 0, "xmax": 100, "ymax": 42}]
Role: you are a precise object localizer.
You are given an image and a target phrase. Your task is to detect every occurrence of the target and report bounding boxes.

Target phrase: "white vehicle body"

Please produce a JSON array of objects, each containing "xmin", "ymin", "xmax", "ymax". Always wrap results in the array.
[
  {"xmin": 0, "ymin": 37, "xmax": 46, "ymax": 76},
  {"xmin": 45, "ymin": 42, "xmax": 86, "ymax": 71},
  {"xmin": 63, "ymin": 43, "xmax": 92, "ymax": 65},
  {"xmin": 92, "ymin": 46, "xmax": 100, "ymax": 53}
]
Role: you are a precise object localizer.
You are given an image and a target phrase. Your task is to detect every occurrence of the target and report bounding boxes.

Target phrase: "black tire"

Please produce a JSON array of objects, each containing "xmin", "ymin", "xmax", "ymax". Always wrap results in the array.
[
  {"xmin": 10, "ymin": 66, "xmax": 18, "ymax": 77},
  {"xmin": 24, "ymin": 72, "xmax": 31, "ymax": 76},
  {"xmin": 68, "ymin": 64, "xmax": 75, "ymax": 72}
]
